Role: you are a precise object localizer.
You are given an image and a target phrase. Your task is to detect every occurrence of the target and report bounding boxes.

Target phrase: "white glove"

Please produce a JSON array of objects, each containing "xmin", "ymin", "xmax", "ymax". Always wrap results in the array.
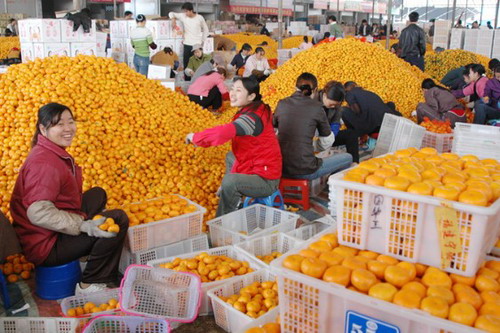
[
  {"xmin": 263, "ymin": 69, "xmax": 270, "ymax": 76},
  {"xmin": 185, "ymin": 133, "xmax": 195, "ymax": 145},
  {"xmin": 411, "ymin": 110, "xmax": 417, "ymax": 117},
  {"xmin": 185, "ymin": 68, "xmax": 194, "ymax": 77},
  {"xmin": 80, "ymin": 217, "xmax": 116, "ymax": 238}
]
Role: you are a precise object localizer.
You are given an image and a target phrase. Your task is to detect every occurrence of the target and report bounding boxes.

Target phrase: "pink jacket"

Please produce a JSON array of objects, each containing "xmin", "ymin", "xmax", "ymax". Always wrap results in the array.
[
  {"xmin": 187, "ymin": 72, "xmax": 228, "ymax": 97},
  {"xmin": 462, "ymin": 76, "xmax": 488, "ymax": 98}
]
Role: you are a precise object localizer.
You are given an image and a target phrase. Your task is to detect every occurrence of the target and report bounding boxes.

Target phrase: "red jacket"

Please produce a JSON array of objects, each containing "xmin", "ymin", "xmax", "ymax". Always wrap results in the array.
[
  {"xmin": 193, "ymin": 103, "xmax": 282, "ymax": 180},
  {"xmin": 10, "ymin": 135, "xmax": 84, "ymax": 265}
]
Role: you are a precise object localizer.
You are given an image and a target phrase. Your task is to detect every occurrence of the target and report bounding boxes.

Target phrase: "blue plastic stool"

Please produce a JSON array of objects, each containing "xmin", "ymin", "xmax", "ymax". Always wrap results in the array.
[
  {"xmin": 0, "ymin": 268, "xmax": 11, "ymax": 309},
  {"xmin": 35, "ymin": 260, "xmax": 82, "ymax": 300},
  {"xmin": 243, "ymin": 190, "xmax": 285, "ymax": 210}
]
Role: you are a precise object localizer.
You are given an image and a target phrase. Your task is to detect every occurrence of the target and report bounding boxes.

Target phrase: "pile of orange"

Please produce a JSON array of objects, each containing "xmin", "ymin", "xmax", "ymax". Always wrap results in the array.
[
  {"xmin": 158, "ymin": 252, "xmax": 254, "ymax": 283},
  {"xmin": 0, "ymin": 37, "xmax": 20, "ymax": 59},
  {"xmin": 220, "ymin": 280, "xmax": 279, "ymax": 319},
  {"xmin": 282, "ymin": 232, "xmax": 500, "ymax": 331},
  {"xmin": 344, "ymin": 148, "xmax": 500, "ymax": 207},
  {"xmin": 0, "ymin": 253, "xmax": 34, "ymax": 283},
  {"xmin": 0, "ymin": 55, "xmax": 236, "ymax": 227},
  {"xmin": 120, "ymin": 195, "xmax": 198, "ymax": 227},
  {"xmin": 93, "ymin": 215, "xmax": 120, "ymax": 233},
  {"xmin": 256, "ymin": 252, "xmax": 283, "ymax": 265},
  {"xmin": 66, "ymin": 298, "xmax": 119, "ymax": 316},
  {"xmin": 421, "ymin": 117, "xmax": 453, "ymax": 134}
]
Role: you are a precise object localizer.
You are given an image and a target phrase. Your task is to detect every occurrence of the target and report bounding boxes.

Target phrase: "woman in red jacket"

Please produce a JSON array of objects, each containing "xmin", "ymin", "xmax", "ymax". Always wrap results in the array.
[
  {"xmin": 10, "ymin": 103, "xmax": 129, "ymax": 295},
  {"xmin": 186, "ymin": 77, "xmax": 282, "ymax": 216}
]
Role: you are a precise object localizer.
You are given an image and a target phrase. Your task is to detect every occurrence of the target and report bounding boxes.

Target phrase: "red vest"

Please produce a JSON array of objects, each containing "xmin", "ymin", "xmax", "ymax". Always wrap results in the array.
[
  {"xmin": 231, "ymin": 104, "xmax": 282, "ymax": 180},
  {"xmin": 10, "ymin": 135, "xmax": 84, "ymax": 265}
]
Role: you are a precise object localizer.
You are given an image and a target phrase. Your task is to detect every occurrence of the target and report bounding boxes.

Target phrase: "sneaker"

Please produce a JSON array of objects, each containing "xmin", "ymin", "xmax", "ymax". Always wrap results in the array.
[{"xmin": 75, "ymin": 283, "xmax": 108, "ymax": 296}]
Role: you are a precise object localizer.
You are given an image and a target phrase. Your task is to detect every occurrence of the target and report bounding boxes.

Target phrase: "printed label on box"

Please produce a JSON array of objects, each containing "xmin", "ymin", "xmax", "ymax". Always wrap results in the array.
[
  {"xmin": 80, "ymin": 20, "xmax": 97, "ymax": 42},
  {"xmin": 30, "ymin": 19, "xmax": 61, "ymax": 43},
  {"xmin": 71, "ymin": 43, "xmax": 97, "ymax": 57},
  {"xmin": 18, "ymin": 19, "xmax": 32, "ymax": 42},
  {"xmin": 146, "ymin": 21, "xmax": 172, "ymax": 40},
  {"xmin": 20, "ymin": 43, "xmax": 34, "ymax": 63},
  {"xmin": 60, "ymin": 19, "xmax": 79, "ymax": 42},
  {"xmin": 345, "ymin": 311, "xmax": 400, "ymax": 333}
]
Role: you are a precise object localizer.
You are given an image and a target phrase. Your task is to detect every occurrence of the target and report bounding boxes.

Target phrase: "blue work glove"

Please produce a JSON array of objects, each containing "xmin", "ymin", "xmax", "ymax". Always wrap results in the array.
[{"xmin": 330, "ymin": 123, "xmax": 340, "ymax": 136}]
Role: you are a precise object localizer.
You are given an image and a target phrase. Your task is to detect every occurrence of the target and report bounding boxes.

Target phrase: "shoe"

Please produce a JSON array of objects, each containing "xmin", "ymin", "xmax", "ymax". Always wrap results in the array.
[{"xmin": 75, "ymin": 282, "xmax": 108, "ymax": 296}]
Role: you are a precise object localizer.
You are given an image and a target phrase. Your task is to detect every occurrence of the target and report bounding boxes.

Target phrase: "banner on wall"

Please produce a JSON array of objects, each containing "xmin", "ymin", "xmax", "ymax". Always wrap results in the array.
[
  {"xmin": 227, "ymin": 5, "xmax": 293, "ymax": 16},
  {"xmin": 313, "ymin": 0, "xmax": 329, "ymax": 9}
]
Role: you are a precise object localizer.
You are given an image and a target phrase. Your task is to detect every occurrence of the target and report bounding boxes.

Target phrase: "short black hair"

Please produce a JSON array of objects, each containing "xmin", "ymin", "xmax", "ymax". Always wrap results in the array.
[
  {"xmin": 344, "ymin": 81, "xmax": 357, "ymax": 90},
  {"xmin": 124, "ymin": 11, "xmax": 133, "ymax": 16},
  {"xmin": 469, "ymin": 63, "xmax": 486, "ymax": 76},
  {"xmin": 181, "ymin": 2, "xmax": 194, "ymax": 11},
  {"xmin": 136, "ymin": 14, "xmax": 146, "ymax": 23},
  {"xmin": 328, "ymin": 15, "xmax": 337, "ymax": 22},
  {"xmin": 240, "ymin": 43, "xmax": 252, "ymax": 52},
  {"xmin": 430, "ymin": 19, "xmax": 435, "ymax": 23},
  {"xmin": 488, "ymin": 58, "xmax": 499, "ymax": 71},
  {"xmin": 255, "ymin": 47, "xmax": 265, "ymax": 54},
  {"xmin": 9, "ymin": 18, "xmax": 15, "ymax": 23},
  {"xmin": 362, "ymin": 19, "xmax": 367, "ymax": 24},
  {"xmin": 296, "ymin": 72, "xmax": 318, "ymax": 96},
  {"xmin": 409, "ymin": 11, "xmax": 419, "ymax": 22}
]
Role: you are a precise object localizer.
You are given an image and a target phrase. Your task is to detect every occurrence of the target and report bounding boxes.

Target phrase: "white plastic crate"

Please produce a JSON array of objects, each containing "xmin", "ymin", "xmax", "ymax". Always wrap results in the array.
[
  {"xmin": 83, "ymin": 315, "xmax": 170, "ymax": 333},
  {"xmin": 270, "ymin": 230, "xmax": 484, "ymax": 333},
  {"xmin": 373, "ymin": 113, "xmax": 426, "ymax": 157},
  {"xmin": 147, "ymin": 246, "xmax": 265, "ymax": 315},
  {"xmin": 126, "ymin": 195, "xmax": 206, "ymax": 252},
  {"xmin": 0, "ymin": 317, "xmax": 79, "ymax": 333},
  {"xmin": 61, "ymin": 288, "xmax": 120, "ymax": 318},
  {"xmin": 235, "ymin": 233, "xmax": 303, "ymax": 267},
  {"xmin": 452, "ymin": 123, "xmax": 500, "ymax": 161},
  {"xmin": 119, "ymin": 233, "xmax": 209, "ymax": 273},
  {"xmin": 286, "ymin": 221, "xmax": 331, "ymax": 242},
  {"xmin": 421, "ymin": 131, "xmax": 453, "ymax": 153},
  {"xmin": 329, "ymin": 167, "xmax": 500, "ymax": 276},
  {"xmin": 120, "ymin": 265, "xmax": 201, "ymax": 322},
  {"xmin": 207, "ymin": 270, "xmax": 279, "ymax": 333},
  {"xmin": 207, "ymin": 204, "xmax": 300, "ymax": 247}
]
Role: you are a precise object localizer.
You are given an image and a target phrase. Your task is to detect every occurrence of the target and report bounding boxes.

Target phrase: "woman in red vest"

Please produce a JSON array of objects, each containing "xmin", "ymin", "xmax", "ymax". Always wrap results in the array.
[
  {"xmin": 10, "ymin": 103, "xmax": 129, "ymax": 295},
  {"xmin": 186, "ymin": 77, "xmax": 282, "ymax": 216}
]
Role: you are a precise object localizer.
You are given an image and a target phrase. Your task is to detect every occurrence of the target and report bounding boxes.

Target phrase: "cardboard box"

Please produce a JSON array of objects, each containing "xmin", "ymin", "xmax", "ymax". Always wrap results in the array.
[
  {"xmin": 154, "ymin": 39, "xmax": 183, "ymax": 57},
  {"xmin": 203, "ymin": 37, "xmax": 214, "ymax": 53},
  {"xmin": 159, "ymin": 79, "xmax": 175, "ymax": 91},
  {"xmin": 22, "ymin": 19, "xmax": 61, "ymax": 43},
  {"xmin": 96, "ymin": 32, "xmax": 108, "ymax": 53},
  {"xmin": 111, "ymin": 51, "xmax": 127, "ymax": 63},
  {"xmin": 70, "ymin": 43, "xmax": 98, "ymax": 56},
  {"xmin": 33, "ymin": 43, "xmax": 71, "ymax": 58},
  {"xmin": 18, "ymin": 19, "xmax": 32, "ymax": 43},
  {"xmin": 147, "ymin": 64, "xmax": 171, "ymax": 80},
  {"xmin": 79, "ymin": 20, "xmax": 97, "ymax": 42},
  {"xmin": 110, "ymin": 20, "xmax": 129, "ymax": 38},
  {"xmin": 20, "ymin": 42, "xmax": 34, "ymax": 63},
  {"xmin": 110, "ymin": 38, "xmax": 126, "ymax": 53},
  {"xmin": 60, "ymin": 19, "xmax": 79, "ymax": 42},
  {"xmin": 146, "ymin": 20, "xmax": 172, "ymax": 40}
]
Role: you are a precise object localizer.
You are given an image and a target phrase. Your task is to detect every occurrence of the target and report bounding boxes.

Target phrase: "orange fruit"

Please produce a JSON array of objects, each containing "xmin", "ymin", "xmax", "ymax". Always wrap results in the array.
[
  {"xmin": 442, "ymin": 172, "xmax": 467, "ymax": 184},
  {"xmin": 458, "ymin": 190, "xmax": 489, "ymax": 207},
  {"xmin": 245, "ymin": 327, "xmax": 266, "ymax": 333},
  {"xmin": 20, "ymin": 270, "xmax": 30, "ymax": 280},
  {"xmin": 358, "ymin": 250, "xmax": 379, "ymax": 260},
  {"xmin": 107, "ymin": 224, "xmax": 120, "ymax": 233},
  {"xmin": 309, "ymin": 241, "xmax": 332, "ymax": 253},
  {"xmin": 282, "ymin": 255, "xmax": 304, "ymax": 272},
  {"xmin": 7, "ymin": 274, "xmax": 18, "ymax": 283},
  {"xmin": 384, "ymin": 265, "xmax": 412, "ymax": 288},
  {"xmin": 461, "ymin": 155, "xmax": 479, "ymax": 162},
  {"xmin": 393, "ymin": 289, "xmax": 421, "ymax": 309},
  {"xmin": 420, "ymin": 296, "xmax": 449, "ymax": 318},
  {"xmin": 13, "ymin": 264, "xmax": 22, "ymax": 274},
  {"xmin": 466, "ymin": 182, "xmax": 494, "ymax": 202},
  {"xmin": 67, "ymin": 308, "xmax": 77, "ymax": 317},
  {"xmin": 485, "ymin": 261, "xmax": 500, "ymax": 273},
  {"xmin": 358, "ymin": 161, "xmax": 380, "ymax": 173},
  {"xmin": 398, "ymin": 169, "xmax": 422, "ymax": 184},
  {"xmin": 365, "ymin": 174, "xmax": 385, "ymax": 186},
  {"xmin": 448, "ymin": 302, "xmax": 478, "ymax": 326},
  {"xmin": 475, "ymin": 275, "xmax": 500, "ymax": 293},
  {"xmin": 427, "ymin": 286, "xmax": 455, "ymax": 305},
  {"xmin": 319, "ymin": 233, "xmax": 339, "ymax": 248},
  {"xmin": 433, "ymin": 186, "xmax": 460, "ymax": 201},
  {"xmin": 455, "ymin": 287, "xmax": 483, "ymax": 310},
  {"xmin": 299, "ymin": 249, "xmax": 319, "ymax": 258},
  {"xmin": 407, "ymin": 182, "xmax": 433, "ymax": 195},
  {"xmin": 351, "ymin": 269, "xmax": 378, "ymax": 292},
  {"xmin": 384, "ymin": 176, "xmax": 410, "ymax": 191},
  {"xmin": 481, "ymin": 291, "xmax": 500, "ymax": 304},
  {"xmin": 401, "ymin": 281, "xmax": 427, "ymax": 298},
  {"xmin": 262, "ymin": 323, "xmax": 281, "ymax": 333},
  {"xmin": 342, "ymin": 257, "xmax": 367, "ymax": 271},
  {"xmin": 479, "ymin": 302, "xmax": 500, "ymax": 316},
  {"xmin": 396, "ymin": 262, "xmax": 417, "ymax": 280},
  {"xmin": 376, "ymin": 254, "xmax": 399, "ymax": 266},
  {"xmin": 374, "ymin": 168, "xmax": 397, "ymax": 179},
  {"xmin": 368, "ymin": 283, "xmax": 398, "ymax": 302},
  {"xmin": 421, "ymin": 169, "xmax": 442, "ymax": 181},
  {"xmin": 332, "ymin": 246, "xmax": 357, "ymax": 258},
  {"xmin": 367, "ymin": 260, "xmax": 389, "ymax": 280},
  {"xmin": 475, "ymin": 314, "xmax": 500, "ymax": 332},
  {"xmin": 300, "ymin": 258, "xmax": 328, "ymax": 279},
  {"xmin": 318, "ymin": 252, "xmax": 344, "ymax": 267},
  {"xmin": 422, "ymin": 269, "xmax": 452, "ymax": 289},
  {"xmin": 415, "ymin": 263, "xmax": 427, "ymax": 277},
  {"xmin": 478, "ymin": 267, "xmax": 500, "ymax": 280},
  {"xmin": 450, "ymin": 273, "xmax": 476, "ymax": 287},
  {"xmin": 419, "ymin": 147, "xmax": 438, "ymax": 155},
  {"xmin": 323, "ymin": 265, "xmax": 351, "ymax": 286}
]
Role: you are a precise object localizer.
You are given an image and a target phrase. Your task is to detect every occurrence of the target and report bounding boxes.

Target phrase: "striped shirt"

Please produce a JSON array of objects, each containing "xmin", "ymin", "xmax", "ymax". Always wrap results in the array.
[
  {"xmin": 233, "ymin": 113, "xmax": 263, "ymax": 136},
  {"xmin": 130, "ymin": 27, "xmax": 154, "ymax": 57}
]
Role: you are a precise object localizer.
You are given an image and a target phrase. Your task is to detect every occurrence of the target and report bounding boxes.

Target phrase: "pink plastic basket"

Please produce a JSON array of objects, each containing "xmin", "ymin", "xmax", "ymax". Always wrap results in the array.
[
  {"xmin": 119, "ymin": 265, "xmax": 202, "ymax": 322},
  {"xmin": 83, "ymin": 315, "xmax": 170, "ymax": 333}
]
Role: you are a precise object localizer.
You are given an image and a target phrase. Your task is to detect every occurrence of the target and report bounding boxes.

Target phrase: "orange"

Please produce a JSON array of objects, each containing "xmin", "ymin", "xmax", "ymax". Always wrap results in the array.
[
  {"xmin": 442, "ymin": 172, "xmax": 467, "ymax": 184},
  {"xmin": 422, "ymin": 269, "xmax": 452, "ymax": 289},
  {"xmin": 299, "ymin": 249, "xmax": 319, "ymax": 258},
  {"xmin": 423, "ymin": 180, "xmax": 443, "ymax": 190},
  {"xmin": 351, "ymin": 269, "xmax": 378, "ymax": 292},
  {"xmin": 6, "ymin": 274, "xmax": 18, "ymax": 283},
  {"xmin": 367, "ymin": 260, "xmax": 389, "ymax": 280},
  {"xmin": 319, "ymin": 233, "xmax": 339, "ymax": 248},
  {"xmin": 107, "ymin": 224, "xmax": 120, "ymax": 233},
  {"xmin": 332, "ymin": 246, "xmax": 358, "ymax": 258},
  {"xmin": 262, "ymin": 323, "xmax": 281, "ymax": 333},
  {"xmin": 300, "ymin": 258, "xmax": 328, "ymax": 279},
  {"xmin": 376, "ymin": 254, "xmax": 399, "ymax": 266},
  {"xmin": 475, "ymin": 275, "xmax": 500, "ymax": 293},
  {"xmin": 421, "ymin": 169, "xmax": 442, "ymax": 181},
  {"xmin": 448, "ymin": 302, "xmax": 478, "ymax": 326},
  {"xmin": 309, "ymin": 241, "xmax": 332, "ymax": 253},
  {"xmin": 368, "ymin": 283, "xmax": 398, "ymax": 302},
  {"xmin": 246, "ymin": 301, "xmax": 261, "ymax": 313},
  {"xmin": 282, "ymin": 255, "xmax": 304, "ymax": 272},
  {"xmin": 20, "ymin": 271, "xmax": 30, "ymax": 280},
  {"xmin": 342, "ymin": 257, "xmax": 367, "ymax": 271},
  {"xmin": 67, "ymin": 308, "xmax": 77, "ymax": 317},
  {"xmin": 420, "ymin": 296, "xmax": 449, "ymax": 318},
  {"xmin": 398, "ymin": 168, "xmax": 422, "ymax": 183},
  {"xmin": 475, "ymin": 314, "xmax": 500, "ymax": 332},
  {"xmin": 485, "ymin": 260, "xmax": 500, "ymax": 273},
  {"xmin": 396, "ymin": 262, "xmax": 417, "ymax": 280},
  {"xmin": 393, "ymin": 289, "xmax": 421, "ymax": 309},
  {"xmin": 466, "ymin": 167, "xmax": 490, "ymax": 178},
  {"xmin": 450, "ymin": 273, "xmax": 475, "ymax": 287},
  {"xmin": 481, "ymin": 159, "xmax": 499, "ymax": 167},
  {"xmin": 455, "ymin": 287, "xmax": 483, "ymax": 310},
  {"xmin": 461, "ymin": 155, "xmax": 479, "ymax": 162},
  {"xmin": 466, "ymin": 182, "xmax": 494, "ymax": 202},
  {"xmin": 374, "ymin": 168, "xmax": 397, "ymax": 179},
  {"xmin": 344, "ymin": 173, "xmax": 367, "ymax": 183},
  {"xmin": 384, "ymin": 176, "xmax": 410, "ymax": 191},
  {"xmin": 419, "ymin": 147, "xmax": 438, "ymax": 155},
  {"xmin": 415, "ymin": 263, "xmax": 427, "ymax": 277},
  {"xmin": 358, "ymin": 250, "xmax": 379, "ymax": 260},
  {"xmin": 323, "ymin": 265, "xmax": 351, "ymax": 286},
  {"xmin": 407, "ymin": 182, "xmax": 433, "ymax": 195},
  {"xmin": 365, "ymin": 175, "xmax": 385, "ymax": 186},
  {"xmin": 427, "ymin": 286, "xmax": 455, "ymax": 305},
  {"xmin": 402, "ymin": 281, "xmax": 427, "ymax": 298},
  {"xmin": 459, "ymin": 190, "xmax": 489, "ymax": 207},
  {"xmin": 384, "ymin": 265, "xmax": 412, "ymax": 288},
  {"xmin": 479, "ymin": 302, "xmax": 500, "ymax": 316},
  {"xmin": 433, "ymin": 186, "xmax": 460, "ymax": 201},
  {"xmin": 318, "ymin": 252, "xmax": 344, "ymax": 267},
  {"xmin": 481, "ymin": 291, "xmax": 500, "ymax": 304},
  {"xmin": 444, "ymin": 182, "xmax": 467, "ymax": 192},
  {"xmin": 358, "ymin": 161, "xmax": 380, "ymax": 173},
  {"xmin": 479, "ymin": 268, "xmax": 500, "ymax": 280}
]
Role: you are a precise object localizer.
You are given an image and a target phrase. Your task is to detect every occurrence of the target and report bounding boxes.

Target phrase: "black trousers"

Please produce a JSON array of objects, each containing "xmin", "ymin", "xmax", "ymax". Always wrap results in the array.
[
  {"xmin": 188, "ymin": 86, "xmax": 223, "ymax": 110},
  {"xmin": 42, "ymin": 187, "xmax": 129, "ymax": 284},
  {"xmin": 183, "ymin": 44, "xmax": 193, "ymax": 70},
  {"xmin": 403, "ymin": 54, "xmax": 425, "ymax": 71},
  {"xmin": 333, "ymin": 129, "xmax": 360, "ymax": 163}
]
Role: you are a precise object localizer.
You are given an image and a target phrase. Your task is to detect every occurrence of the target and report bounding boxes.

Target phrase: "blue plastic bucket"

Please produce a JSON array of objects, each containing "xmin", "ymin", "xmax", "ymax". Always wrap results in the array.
[{"xmin": 35, "ymin": 260, "xmax": 81, "ymax": 300}]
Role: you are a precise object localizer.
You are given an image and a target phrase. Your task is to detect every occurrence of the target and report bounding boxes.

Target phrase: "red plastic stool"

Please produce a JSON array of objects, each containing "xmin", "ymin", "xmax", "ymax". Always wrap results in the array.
[{"xmin": 279, "ymin": 178, "xmax": 310, "ymax": 211}]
